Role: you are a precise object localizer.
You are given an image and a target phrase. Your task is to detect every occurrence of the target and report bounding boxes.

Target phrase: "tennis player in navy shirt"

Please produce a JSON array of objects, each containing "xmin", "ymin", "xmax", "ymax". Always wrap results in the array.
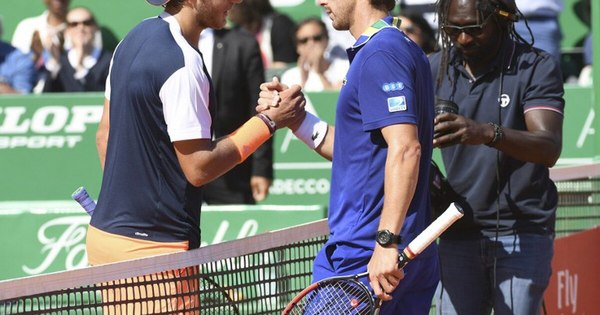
[
  {"xmin": 259, "ymin": 0, "xmax": 437, "ymax": 313},
  {"xmin": 88, "ymin": 0, "xmax": 305, "ymax": 312}
]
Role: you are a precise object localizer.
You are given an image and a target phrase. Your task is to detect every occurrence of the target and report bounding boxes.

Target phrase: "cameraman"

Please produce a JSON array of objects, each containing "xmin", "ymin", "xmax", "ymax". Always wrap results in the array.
[{"xmin": 429, "ymin": 0, "xmax": 564, "ymax": 314}]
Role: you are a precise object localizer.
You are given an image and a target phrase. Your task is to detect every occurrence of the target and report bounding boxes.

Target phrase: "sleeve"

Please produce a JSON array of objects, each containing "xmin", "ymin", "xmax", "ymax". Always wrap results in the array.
[
  {"xmin": 270, "ymin": 14, "xmax": 298, "ymax": 64},
  {"xmin": 11, "ymin": 20, "xmax": 34, "ymax": 54},
  {"xmin": 8, "ymin": 50, "xmax": 35, "ymax": 94},
  {"xmin": 522, "ymin": 53, "xmax": 565, "ymax": 115},
  {"xmin": 243, "ymin": 36, "xmax": 273, "ymax": 178},
  {"xmin": 358, "ymin": 46, "xmax": 418, "ymax": 131},
  {"xmin": 161, "ymin": 62, "xmax": 213, "ymax": 142}
]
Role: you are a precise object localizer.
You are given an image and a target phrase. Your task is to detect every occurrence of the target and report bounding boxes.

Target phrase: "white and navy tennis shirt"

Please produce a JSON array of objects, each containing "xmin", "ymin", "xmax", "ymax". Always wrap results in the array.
[{"xmin": 91, "ymin": 12, "xmax": 215, "ymax": 249}]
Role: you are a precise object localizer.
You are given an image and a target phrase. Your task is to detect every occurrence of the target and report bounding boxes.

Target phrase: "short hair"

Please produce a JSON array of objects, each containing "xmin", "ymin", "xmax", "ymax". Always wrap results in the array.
[
  {"xmin": 371, "ymin": 0, "xmax": 396, "ymax": 12},
  {"xmin": 295, "ymin": 17, "xmax": 329, "ymax": 40}
]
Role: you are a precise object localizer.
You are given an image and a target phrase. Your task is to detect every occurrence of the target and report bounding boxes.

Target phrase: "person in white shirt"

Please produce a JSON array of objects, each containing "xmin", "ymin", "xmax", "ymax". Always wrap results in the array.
[
  {"xmin": 281, "ymin": 17, "xmax": 349, "ymax": 92},
  {"xmin": 11, "ymin": 0, "xmax": 102, "ymax": 92}
]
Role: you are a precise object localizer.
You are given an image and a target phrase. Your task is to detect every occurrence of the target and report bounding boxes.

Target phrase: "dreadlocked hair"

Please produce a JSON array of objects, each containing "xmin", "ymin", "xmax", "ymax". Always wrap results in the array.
[{"xmin": 434, "ymin": 0, "xmax": 533, "ymax": 89}]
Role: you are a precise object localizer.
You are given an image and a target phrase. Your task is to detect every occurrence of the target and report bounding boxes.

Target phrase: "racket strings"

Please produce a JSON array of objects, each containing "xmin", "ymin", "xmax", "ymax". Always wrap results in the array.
[{"xmin": 289, "ymin": 280, "xmax": 374, "ymax": 314}]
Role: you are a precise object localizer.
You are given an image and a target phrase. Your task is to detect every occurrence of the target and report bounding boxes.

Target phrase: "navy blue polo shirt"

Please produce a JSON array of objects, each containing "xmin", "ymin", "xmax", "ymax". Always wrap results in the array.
[
  {"xmin": 316, "ymin": 16, "xmax": 435, "ymax": 279},
  {"xmin": 91, "ymin": 13, "xmax": 213, "ymax": 249},
  {"xmin": 429, "ymin": 40, "xmax": 564, "ymax": 238}
]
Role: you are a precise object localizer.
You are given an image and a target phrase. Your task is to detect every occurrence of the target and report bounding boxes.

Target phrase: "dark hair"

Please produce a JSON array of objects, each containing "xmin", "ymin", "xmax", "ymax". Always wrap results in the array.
[
  {"xmin": 295, "ymin": 17, "xmax": 329, "ymax": 40},
  {"xmin": 434, "ymin": 0, "xmax": 531, "ymax": 87},
  {"xmin": 399, "ymin": 10, "xmax": 437, "ymax": 54},
  {"xmin": 165, "ymin": 0, "xmax": 185, "ymax": 10},
  {"xmin": 229, "ymin": 0, "xmax": 275, "ymax": 33},
  {"xmin": 371, "ymin": 0, "xmax": 396, "ymax": 12}
]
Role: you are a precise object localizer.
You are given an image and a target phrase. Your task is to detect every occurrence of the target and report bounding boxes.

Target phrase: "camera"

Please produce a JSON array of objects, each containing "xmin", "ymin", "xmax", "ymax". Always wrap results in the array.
[
  {"xmin": 434, "ymin": 99, "xmax": 458, "ymax": 139},
  {"xmin": 435, "ymin": 99, "xmax": 458, "ymax": 116}
]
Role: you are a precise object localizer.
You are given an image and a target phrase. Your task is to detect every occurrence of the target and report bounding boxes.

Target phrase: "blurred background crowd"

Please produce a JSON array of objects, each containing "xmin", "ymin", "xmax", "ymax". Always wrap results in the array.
[{"xmin": 0, "ymin": 0, "xmax": 594, "ymax": 96}]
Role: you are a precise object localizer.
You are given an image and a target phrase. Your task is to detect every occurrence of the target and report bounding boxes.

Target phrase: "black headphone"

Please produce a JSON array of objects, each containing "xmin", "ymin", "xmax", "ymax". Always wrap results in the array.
[{"xmin": 479, "ymin": 0, "xmax": 520, "ymax": 22}]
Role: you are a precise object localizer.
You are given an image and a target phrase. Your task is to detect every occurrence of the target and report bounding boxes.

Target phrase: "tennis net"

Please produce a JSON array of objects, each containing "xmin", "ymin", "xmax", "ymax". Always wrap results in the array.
[
  {"xmin": 550, "ymin": 162, "xmax": 600, "ymax": 237},
  {"xmin": 1, "ymin": 162, "xmax": 598, "ymax": 315},
  {"xmin": 0, "ymin": 219, "xmax": 328, "ymax": 314}
]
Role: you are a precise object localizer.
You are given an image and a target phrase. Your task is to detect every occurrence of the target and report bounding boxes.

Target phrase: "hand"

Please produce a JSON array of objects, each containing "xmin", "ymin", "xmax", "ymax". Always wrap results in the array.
[
  {"xmin": 250, "ymin": 176, "xmax": 271, "ymax": 202},
  {"xmin": 367, "ymin": 246, "xmax": 404, "ymax": 301},
  {"xmin": 262, "ymin": 86, "xmax": 306, "ymax": 130},
  {"xmin": 433, "ymin": 113, "xmax": 493, "ymax": 148},
  {"xmin": 257, "ymin": 77, "xmax": 288, "ymax": 112},
  {"xmin": 257, "ymin": 78, "xmax": 306, "ymax": 130}
]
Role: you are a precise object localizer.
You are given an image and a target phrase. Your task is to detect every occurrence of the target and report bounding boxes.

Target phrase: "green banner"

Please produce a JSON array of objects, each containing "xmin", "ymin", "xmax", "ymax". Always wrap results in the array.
[
  {"xmin": 0, "ymin": 88, "xmax": 598, "ymax": 204},
  {"xmin": 0, "ymin": 203, "xmax": 325, "ymax": 280}
]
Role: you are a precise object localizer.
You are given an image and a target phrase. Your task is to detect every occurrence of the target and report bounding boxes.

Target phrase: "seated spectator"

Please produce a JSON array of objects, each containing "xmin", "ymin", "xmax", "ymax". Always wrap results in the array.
[
  {"xmin": 0, "ymin": 19, "xmax": 35, "ymax": 94},
  {"xmin": 397, "ymin": 11, "xmax": 438, "ymax": 54},
  {"xmin": 43, "ymin": 7, "xmax": 112, "ymax": 92},
  {"xmin": 11, "ymin": 0, "xmax": 103, "ymax": 93},
  {"xmin": 398, "ymin": 0, "xmax": 439, "ymax": 31},
  {"xmin": 281, "ymin": 17, "xmax": 349, "ymax": 92},
  {"xmin": 229, "ymin": 0, "xmax": 297, "ymax": 70}
]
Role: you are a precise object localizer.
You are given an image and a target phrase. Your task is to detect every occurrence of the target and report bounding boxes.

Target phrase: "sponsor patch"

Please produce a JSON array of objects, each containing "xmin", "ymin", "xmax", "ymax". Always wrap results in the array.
[
  {"xmin": 382, "ymin": 82, "xmax": 404, "ymax": 92},
  {"xmin": 387, "ymin": 96, "xmax": 407, "ymax": 112}
]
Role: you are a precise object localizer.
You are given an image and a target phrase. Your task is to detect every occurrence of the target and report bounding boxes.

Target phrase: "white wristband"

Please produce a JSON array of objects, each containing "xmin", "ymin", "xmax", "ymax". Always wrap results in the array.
[{"xmin": 293, "ymin": 112, "xmax": 328, "ymax": 149}]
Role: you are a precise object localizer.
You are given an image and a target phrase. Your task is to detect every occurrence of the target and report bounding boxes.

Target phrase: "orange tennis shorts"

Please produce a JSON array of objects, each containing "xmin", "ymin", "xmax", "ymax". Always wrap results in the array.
[{"xmin": 86, "ymin": 225, "xmax": 199, "ymax": 314}]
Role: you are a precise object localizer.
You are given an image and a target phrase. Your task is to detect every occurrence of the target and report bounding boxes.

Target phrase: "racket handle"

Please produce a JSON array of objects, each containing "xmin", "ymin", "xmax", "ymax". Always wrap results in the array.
[
  {"xmin": 398, "ymin": 202, "xmax": 464, "ymax": 268},
  {"xmin": 72, "ymin": 186, "xmax": 96, "ymax": 215}
]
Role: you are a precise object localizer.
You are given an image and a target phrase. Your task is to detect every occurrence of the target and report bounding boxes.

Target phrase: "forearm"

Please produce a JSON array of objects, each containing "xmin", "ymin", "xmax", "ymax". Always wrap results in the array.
[
  {"xmin": 314, "ymin": 125, "xmax": 334, "ymax": 161},
  {"xmin": 492, "ymin": 127, "xmax": 562, "ymax": 167},
  {"xmin": 488, "ymin": 110, "xmax": 563, "ymax": 167},
  {"xmin": 176, "ymin": 116, "xmax": 273, "ymax": 187},
  {"xmin": 379, "ymin": 143, "xmax": 421, "ymax": 234}
]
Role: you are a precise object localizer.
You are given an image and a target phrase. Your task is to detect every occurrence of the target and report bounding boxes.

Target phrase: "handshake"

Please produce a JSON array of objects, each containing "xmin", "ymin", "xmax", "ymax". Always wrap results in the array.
[
  {"xmin": 256, "ymin": 78, "xmax": 328, "ymax": 150},
  {"xmin": 255, "ymin": 77, "xmax": 307, "ymax": 132}
]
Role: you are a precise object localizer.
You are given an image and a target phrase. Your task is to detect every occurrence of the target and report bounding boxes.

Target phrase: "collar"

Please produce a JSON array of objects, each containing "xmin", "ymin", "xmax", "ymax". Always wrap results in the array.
[{"xmin": 351, "ymin": 16, "xmax": 402, "ymax": 49}]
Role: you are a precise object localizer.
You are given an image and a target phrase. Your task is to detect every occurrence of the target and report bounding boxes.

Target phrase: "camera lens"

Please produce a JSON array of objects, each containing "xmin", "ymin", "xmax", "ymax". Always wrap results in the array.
[{"xmin": 435, "ymin": 99, "xmax": 458, "ymax": 116}]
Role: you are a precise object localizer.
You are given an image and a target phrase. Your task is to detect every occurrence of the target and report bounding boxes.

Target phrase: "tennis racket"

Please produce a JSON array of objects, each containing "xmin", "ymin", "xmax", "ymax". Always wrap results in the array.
[{"xmin": 281, "ymin": 202, "xmax": 464, "ymax": 315}]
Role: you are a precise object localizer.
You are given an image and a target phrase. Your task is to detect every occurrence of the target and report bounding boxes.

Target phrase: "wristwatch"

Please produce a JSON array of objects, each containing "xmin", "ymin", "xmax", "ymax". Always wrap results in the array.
[{"xmin": 376, "ymin": 229, "xmax": 402, "ymax": 247}]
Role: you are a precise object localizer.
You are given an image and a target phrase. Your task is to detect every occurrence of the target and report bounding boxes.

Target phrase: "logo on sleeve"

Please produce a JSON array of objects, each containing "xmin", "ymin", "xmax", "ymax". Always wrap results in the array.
[
  {"xmin": 387, "ymin": 96, "xmax": 407, "ymax": 112},
  {"xmin": 382, "ymin": 82, "xmax": 404, "ymax": 92}
]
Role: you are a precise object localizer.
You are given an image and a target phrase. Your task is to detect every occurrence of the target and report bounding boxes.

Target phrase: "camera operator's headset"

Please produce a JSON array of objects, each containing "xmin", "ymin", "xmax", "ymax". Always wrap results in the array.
[{"xmin": 479, "ymin": 0, "xmax": 520, "ymax": 23}]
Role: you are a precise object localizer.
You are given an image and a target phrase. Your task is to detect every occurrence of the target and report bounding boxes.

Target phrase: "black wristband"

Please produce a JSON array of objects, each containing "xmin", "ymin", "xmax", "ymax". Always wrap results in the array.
[
  {"xmin": 256, "ymin": 113, "xmax": 276, "ymax": 134},
  {"xmin": 485, "ymin": 122, "xmax": 503, "ymax": 147}
]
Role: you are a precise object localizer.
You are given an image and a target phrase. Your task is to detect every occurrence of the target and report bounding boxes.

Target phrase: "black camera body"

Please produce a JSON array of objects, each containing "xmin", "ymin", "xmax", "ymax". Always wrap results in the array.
[{"xmin": 434, "ymin": 99, "xmax": 459, "ymax": 139}]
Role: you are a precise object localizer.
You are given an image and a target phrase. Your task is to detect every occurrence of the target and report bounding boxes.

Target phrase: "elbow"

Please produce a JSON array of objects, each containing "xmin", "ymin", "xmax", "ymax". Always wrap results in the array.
[
  {"xmin": 544, "ymin": 146, "xmax": 562, "ymax": 168},
  {"xmin": 185, "ymin": 169, "xmax": 213, "ymax": 188},
  {"xmin": 187, "ymin": 174, "xmax": 208, "ymax": 188}
]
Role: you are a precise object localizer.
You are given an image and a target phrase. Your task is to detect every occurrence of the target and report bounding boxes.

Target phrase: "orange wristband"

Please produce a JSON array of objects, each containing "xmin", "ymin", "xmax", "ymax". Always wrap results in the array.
[{"xmin": 227, "ymin": 116, "xmax": 272, "ymax": 162}]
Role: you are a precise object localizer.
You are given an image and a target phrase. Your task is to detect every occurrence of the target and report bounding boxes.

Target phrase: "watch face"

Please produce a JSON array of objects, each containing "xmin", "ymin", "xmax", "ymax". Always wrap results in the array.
[{"xmin": 377, "ymin": 230, "xmax": 391, "ymax": 245}]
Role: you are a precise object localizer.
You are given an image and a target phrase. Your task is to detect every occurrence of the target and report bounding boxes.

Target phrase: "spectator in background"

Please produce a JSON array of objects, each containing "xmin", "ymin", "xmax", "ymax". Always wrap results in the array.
[
  {"xmin": 398, "ymin": 11, "xmax": 438, "ymax": 55},
  {"xmin": 228, "ymin": 0, "xmax": 297, "ymax": 71},
  {"xmin": 398, "ymin": 0, "xmax": 439, "ymax": 31},
  {"xmin": 0, "ymin": 18, "xmax": 35, "ymax": 94},
  {"xmin": 514, "ymin": 0, "xmax": 564, "ymax": 61},
  {"xmin": 11, "ymin": 0, "xmax": 103, "ymax": 93},
  {"xmin": 43, "ymin": 7, "xmax": 111, "ymax": 92},
  {"xmin": 198, "ymin": 26, "xmax": 274, "ymax": 204},
  {"xmin": 281, "ymin": 17, "xmax": 349, "ymax": 92},
  {"xmin": 11, "ymin": 0, "xmax": 70, "ymax": 93}
]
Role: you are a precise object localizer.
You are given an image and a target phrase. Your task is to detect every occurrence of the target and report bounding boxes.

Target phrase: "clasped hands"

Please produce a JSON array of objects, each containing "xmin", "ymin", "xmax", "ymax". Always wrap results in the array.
[{"xmin": 256, "ymin": 78, "xmax": 306, "ymax": 131}]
